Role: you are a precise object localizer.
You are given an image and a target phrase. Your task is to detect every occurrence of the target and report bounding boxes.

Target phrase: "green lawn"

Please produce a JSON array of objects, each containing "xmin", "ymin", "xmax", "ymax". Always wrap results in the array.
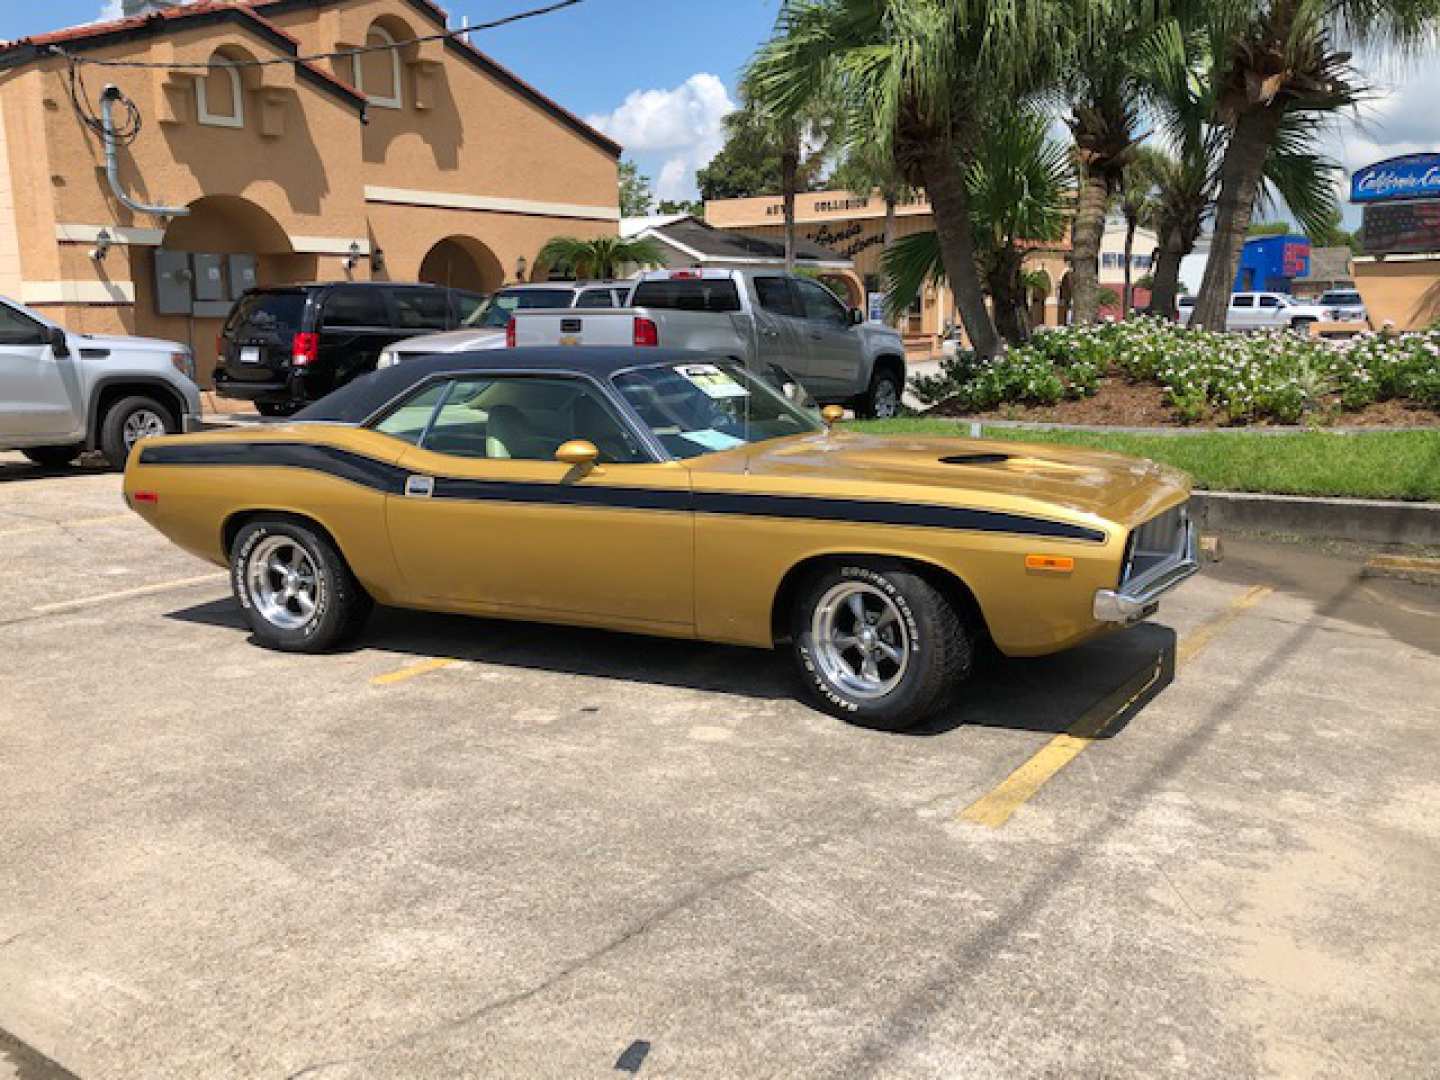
[{"xmin": 851, "ymin": 419, "xmax": 1440, "ymax": 502}]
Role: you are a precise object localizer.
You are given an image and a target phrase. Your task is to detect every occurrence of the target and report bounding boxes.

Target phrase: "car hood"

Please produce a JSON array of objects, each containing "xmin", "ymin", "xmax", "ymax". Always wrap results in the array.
[
  {"xmin": 76, "ymin": 332, "xmax": 186, "ymax": 353},
  {"xmin": 390, "ymin": 328, "xmax": 507, "ymax": 354},
  {"xmin": 691, "ymin": 431, "xmax": 1191, "ymax": 530}
]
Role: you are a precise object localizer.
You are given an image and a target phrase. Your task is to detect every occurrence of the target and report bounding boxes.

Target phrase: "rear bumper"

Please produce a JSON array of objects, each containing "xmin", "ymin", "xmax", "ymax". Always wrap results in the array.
[
  {"xmin": 1093, "ymin": 513, "xmax": 1200, "ymax": 624},
  {"xmin": 212, "ymin": 373, "xmax": 291, "ymax": 403}
]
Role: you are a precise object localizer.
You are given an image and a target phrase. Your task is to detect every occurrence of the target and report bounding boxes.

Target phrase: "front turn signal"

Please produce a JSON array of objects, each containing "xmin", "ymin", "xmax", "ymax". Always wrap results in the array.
[{"xmin": 1025, "ymin": 554, "xmax": 1074, "ymax": 573}]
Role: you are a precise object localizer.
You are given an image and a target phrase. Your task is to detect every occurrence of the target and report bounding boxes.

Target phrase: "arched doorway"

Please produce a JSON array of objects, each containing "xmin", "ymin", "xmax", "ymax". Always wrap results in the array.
[
  {"xmin": 419, "ymin": 236, "xmax": 504, "ymax": 295},
  {"xmin": 152, "ymin": 196, "xmax": 298, "ymax": 389}
]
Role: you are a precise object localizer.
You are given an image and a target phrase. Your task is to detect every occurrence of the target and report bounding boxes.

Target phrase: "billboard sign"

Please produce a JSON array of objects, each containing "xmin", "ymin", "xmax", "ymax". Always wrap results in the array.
[
  {"xmin": 1351, "ymin": 154, "xmax": 1440, "ymax": 203},
  {"xmin": 1362, "ymin": 200, "xmax": 1440, "ymax": 254}
]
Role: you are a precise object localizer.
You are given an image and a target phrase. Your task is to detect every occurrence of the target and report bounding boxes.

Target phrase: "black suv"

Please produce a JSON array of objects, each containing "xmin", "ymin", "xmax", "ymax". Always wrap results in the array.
[{"xmin": 214, "ymin": 283, "xmax": 486, "ymax": 415}]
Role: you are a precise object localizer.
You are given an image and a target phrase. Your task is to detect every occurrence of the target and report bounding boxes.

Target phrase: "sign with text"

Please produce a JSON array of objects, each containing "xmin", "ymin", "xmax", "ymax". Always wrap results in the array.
[{"xmin": 1351, "ymin": 154, "xmax": 1440, "ymax": 204}]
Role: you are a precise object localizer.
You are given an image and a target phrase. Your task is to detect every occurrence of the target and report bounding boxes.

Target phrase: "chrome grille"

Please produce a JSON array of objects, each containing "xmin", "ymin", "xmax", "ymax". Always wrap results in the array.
[{"xmin": 1125, "ymin": 502, "xmax": 1189, "ymax": 583}]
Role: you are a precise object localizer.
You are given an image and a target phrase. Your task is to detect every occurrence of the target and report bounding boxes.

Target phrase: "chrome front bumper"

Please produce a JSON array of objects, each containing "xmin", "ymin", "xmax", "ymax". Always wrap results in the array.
[{"xmin": 1093, "ymin": 509, "xmax": 1200, "ymax": 624}]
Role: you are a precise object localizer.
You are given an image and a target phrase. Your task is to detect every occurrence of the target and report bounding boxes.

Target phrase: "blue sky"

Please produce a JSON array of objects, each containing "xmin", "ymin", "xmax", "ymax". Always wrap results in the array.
[{"xmin": 1, "ymin": 0, "xmax": 1434, "ymax": 219}]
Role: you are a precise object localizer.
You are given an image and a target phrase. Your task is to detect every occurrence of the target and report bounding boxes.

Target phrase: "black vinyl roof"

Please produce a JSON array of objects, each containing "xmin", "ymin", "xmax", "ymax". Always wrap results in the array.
[{"xmin": 294, "ymin": 348, "xmax": 708, "ymax": 424}]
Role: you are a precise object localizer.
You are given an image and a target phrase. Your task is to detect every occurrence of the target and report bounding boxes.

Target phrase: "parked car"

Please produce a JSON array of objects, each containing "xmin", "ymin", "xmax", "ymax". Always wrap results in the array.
[
  {"xmin": 213, "ymin": 283, "xmax": 487, "ymax": 415},
  {"xmin": 508, "ymin": 269, "xmax": 909, "ymax": 418},
  {"xmin": 124, "ymin": 347, "xmax": 1197, "ymax": 730},
  {"xmin": 1317, "ymin": 288, "xmax": 1368, "ymax": 323},
  {"xmin": 375, "ymin": 281, "xmax": 636, "ymax": 369},
  {"xmin": 1179, "ymin": 291, "xmax": 1329, "ymax": 332},
  {"xmin": 0, "ymin": 294, "xmax": 199, "ymax": 469},
  {"xmin": 1176, "ymin": 294, "xmax": 1196, "ymax": 325}
]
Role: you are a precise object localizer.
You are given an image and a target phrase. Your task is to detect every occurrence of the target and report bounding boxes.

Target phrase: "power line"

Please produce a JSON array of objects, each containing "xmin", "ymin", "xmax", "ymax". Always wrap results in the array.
[{"xmin": 50, "ymin": 0, "xmax": 584, "ymax": 71}]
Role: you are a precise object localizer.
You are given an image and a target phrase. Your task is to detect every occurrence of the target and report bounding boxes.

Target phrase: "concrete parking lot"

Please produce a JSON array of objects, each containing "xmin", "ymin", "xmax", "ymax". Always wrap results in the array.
[{"xmin": 2, "ymin": 450, "xmax": 1438, "ymax": 1080}]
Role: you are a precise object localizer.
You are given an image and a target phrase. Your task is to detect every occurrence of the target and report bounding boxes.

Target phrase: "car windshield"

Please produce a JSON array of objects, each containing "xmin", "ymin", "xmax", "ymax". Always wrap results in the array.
[
  {"xmin": 612, "ymin": 361, "xmax": 821, "ymax": 459},
  {"xmin": 465, "ymin": 288, "xmax": 577, "ymax": 329},
  {"xmin": 1321, "ymin": 291, "xmax": 1362, "ymax": 305}
]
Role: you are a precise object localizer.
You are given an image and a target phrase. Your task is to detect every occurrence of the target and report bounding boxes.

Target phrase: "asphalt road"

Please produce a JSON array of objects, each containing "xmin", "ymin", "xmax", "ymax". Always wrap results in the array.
[{"xmin": 1, "ymin": 451, "xmax": 1437, "ymax": 1079}]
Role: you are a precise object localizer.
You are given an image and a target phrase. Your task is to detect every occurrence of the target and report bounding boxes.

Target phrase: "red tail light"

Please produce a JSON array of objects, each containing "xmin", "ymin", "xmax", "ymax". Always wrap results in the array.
[
  {"xmin": 633, "ymin": 316, "xmax": 659, "ymax": 347},
  {"xmin": 669, "ymin": 270, "xmax": 702, "ymax": 279},
  {"xmin": 505, "ymin": 317, "xmax": 517, "ymax": 349},
  {"xmin": 291, "ymin": 332, "xmax": 319, "ymax": 367}
]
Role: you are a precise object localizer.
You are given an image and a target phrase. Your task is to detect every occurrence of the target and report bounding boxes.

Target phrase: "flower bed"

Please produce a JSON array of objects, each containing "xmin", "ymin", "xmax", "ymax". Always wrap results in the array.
[{"xmin": 911, "ymin": 319, "xmax": 1440, "ymax": 425}]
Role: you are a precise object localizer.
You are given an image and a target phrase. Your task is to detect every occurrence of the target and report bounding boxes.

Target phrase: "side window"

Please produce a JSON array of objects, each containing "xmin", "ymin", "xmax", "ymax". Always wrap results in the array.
[
  {"xmin": 754, "ymin": 276, "xmax": 798, "ymax": 316},
  {"xmin": 1231, "ymin": 295, "xmax": 1254, "ymax": 309},
  {"xmin": 322, "ymin": 288, "xmax": 390, "ymax": 329},
  {"xmin": 577, "ymin": 289, "xmax": 616, "ymax": 308},
  {"xmin": 392, "ymin": 289, "xmax": 450, "ymax": 330},
  {"xmin": 796, "ymin": 279, "xmax": 848, "ymax": 326},
  {"xmin": 421, "ymin": 376, "xmax": 643, "ymax": 464},
  {"xmin": 1259, "ymin": 295, "xmax": 1280, "ymax": 308},
  {"xmin": 0, "ymin": 304, "xmax": 46, "ymax": 346},
  {"xmin": 372, "ymin": 380, "xmax": 451, "ymax": 445},
  {"xmin": 453, "ymin": 292, "xmax": 486, "ymax": 326}
]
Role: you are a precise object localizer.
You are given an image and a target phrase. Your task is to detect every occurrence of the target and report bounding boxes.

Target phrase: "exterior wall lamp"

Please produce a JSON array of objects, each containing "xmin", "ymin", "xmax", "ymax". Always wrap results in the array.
[
  {"xmin": 90, "ymin": 229, "xmax": 113, "ymax": 263},
  {"xmin": 515, "ymin": 254, "xmax": 528, "ymax": 282},
  {"xmin": 343, "ymin": 241, "xmax": 363, "ymax": 272}
]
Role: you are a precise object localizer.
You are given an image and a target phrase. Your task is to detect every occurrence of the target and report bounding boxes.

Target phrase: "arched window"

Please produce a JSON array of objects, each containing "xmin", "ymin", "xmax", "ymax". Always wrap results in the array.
[
  {"xmin": 353, "ymin": 24, "xmax": 402, "ymax": 109},
  {"xmin": 195, "ymin": 52, "xmax": 243, "ymax": 128}
]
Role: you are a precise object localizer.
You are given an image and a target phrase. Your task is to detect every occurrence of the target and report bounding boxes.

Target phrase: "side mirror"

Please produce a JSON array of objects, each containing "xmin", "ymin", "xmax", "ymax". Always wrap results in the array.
[
  {"xmin": 821, "ymin": 405, "xmax": 845, "ymax": 431},
  {"xmin": 48, "ymin": 326, "xmax": 70, "ymax": 358},
  {"xmin": 848, "ymin": 307, "xmax": 865, "ymax": 326},
  {"xmin": 555, "ymin": 439, "xmax": 599, "ymax": 469}
]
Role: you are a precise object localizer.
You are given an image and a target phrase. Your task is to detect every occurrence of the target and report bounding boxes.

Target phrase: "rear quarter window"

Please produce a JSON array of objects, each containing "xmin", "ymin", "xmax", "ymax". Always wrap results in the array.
[
  {"xmin": 227, "ymin": 291, "xmax": 307, "ymax": 337},
  {"xmin": 322, "ymin": 288, "xmax": 391, "ymax": 329},
  {"xmin": 632, "ymin": 278, "xmax": 742, "ymax": 313}
]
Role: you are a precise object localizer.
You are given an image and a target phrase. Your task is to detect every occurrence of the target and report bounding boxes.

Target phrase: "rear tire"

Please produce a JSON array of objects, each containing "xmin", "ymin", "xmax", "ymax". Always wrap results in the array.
[
  {"xmin": 1290, "ymin": 317, "xmax": 1316, "ymax": 335},
  {"xmin": 99, "ymin": 395, "xmax": 176, "ymax": 469},
  {"xmin": 857, "ymin": 367, "xmax": 902, "ymax": 419},
  {"xmin": 230, "ymin": 519, "xmax": 373, "ymax": 653},
  {"xmin": 22, "ymin": 444, "xmax": 82, "ymax": 468},
  {"xmin": 790, "ymin": 560, "xmax": 971, "ymax": 730},
  {"xmin": 257, "ymin": 401, "xmax": 301, "ymax": 418}
]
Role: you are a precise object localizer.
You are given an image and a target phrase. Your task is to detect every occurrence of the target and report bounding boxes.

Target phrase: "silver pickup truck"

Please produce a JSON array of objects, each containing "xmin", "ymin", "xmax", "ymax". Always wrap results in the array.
[{"xmin": 510, "ymin": 269, "xmax": 908, "ymax": 418}]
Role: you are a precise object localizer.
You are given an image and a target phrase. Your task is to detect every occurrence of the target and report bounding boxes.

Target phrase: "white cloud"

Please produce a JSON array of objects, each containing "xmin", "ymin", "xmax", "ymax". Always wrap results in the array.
[
  {"xmin": 586, "ymin": 73, "xmax": 736, "ymax": 201},
  {"xmin": 97, "ymin": 0, "xmax": 124, "ymax": 18}
]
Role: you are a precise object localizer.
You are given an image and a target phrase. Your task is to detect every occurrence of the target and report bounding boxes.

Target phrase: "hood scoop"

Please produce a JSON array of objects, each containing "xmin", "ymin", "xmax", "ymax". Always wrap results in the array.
[{"xmin": 939, "ymin": 452, "xmax": 1012, "ymax": 466}]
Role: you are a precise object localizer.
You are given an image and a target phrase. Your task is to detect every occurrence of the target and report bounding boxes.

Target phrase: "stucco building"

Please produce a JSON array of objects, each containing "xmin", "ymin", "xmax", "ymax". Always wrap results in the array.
[
  {"xmin": 0, "ymin": 0, "xmax": 620, "ymax": 385},
  {"xmin": 705, "ymin": 190, "xmax": 1157, "ymax": 355}
]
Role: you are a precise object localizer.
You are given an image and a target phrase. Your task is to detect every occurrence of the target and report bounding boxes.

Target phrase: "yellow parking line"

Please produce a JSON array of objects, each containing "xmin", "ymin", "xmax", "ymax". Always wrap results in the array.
[
  {"xmin": 33, "ymin": 572, "xmax": 228, "ymax": 614},
  {"xmin": 960, "ymin": 584, "xmax": 1273, "ymax": 829},
  {"xmin": 371, "ymin": 658, "xmax": 458, "ymax": 686}
]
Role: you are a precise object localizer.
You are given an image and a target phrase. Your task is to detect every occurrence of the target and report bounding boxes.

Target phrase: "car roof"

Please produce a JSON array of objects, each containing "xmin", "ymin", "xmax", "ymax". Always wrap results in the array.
[
  {"xmin": 294, "ymin": 347, "xmax": 708, "ymax": 424},
  {"xmin": 244, "ymin": 282, "xmax": 457, "ymax": 294},
  {"xmin": 497, "ymin": 281, "xmax": 630, "ymax": 292}
]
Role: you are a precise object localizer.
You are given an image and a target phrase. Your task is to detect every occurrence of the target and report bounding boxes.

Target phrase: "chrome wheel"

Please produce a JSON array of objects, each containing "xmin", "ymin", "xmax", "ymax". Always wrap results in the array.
[
  {"xmin": 122, "ymin": 408, "xmax": 167, "ymax": 450},
  {"xmin": 245, "ymin": 536, "xmax": 321, "ymax": 630},
  {"xmin": 872, "ymin": 377, "xmax": 900, "ymax": 418},
  {"xmin": 811, "ymin": 582, "xmax": 910, "ymax": 700}
]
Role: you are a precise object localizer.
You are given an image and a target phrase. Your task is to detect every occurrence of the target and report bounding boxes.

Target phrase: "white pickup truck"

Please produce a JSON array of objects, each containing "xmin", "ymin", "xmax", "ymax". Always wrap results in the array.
[
  {"xmin": 509, "ymin": 269, "xmax": 909, "ymax": 418},
  {"xmin": 1177, "ymin": 291, "xmax": 1329, "ymax": 331}
]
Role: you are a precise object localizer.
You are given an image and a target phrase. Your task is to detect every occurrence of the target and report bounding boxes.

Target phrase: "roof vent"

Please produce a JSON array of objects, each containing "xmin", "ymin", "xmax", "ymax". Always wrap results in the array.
[{"xmin": 939, "ymin": 452, "xmax": 1011, "ymax": 466}]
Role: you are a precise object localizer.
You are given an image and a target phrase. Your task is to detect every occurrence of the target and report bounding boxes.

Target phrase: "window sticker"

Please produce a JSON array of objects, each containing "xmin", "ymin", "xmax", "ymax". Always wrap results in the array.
[
  {"xmin": 674, "ymin": 363, "xmax": 749, "ymax": 399},
  {"xmin": 682, "ymin": 428, "xmax": 746, "ymax": 451}
]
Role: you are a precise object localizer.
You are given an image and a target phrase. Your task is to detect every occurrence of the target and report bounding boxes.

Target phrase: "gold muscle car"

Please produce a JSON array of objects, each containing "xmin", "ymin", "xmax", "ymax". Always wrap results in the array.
[{"xmin": 124, "ymin": 348, "xmax": 1198, "ymax": 730}]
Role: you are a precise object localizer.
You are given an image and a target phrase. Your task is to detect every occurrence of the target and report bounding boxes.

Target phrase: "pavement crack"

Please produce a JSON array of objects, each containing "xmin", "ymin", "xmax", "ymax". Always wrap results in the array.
[{"xmin": 283, "ymin": 866, "xmax": 762, "ymax": 1079}]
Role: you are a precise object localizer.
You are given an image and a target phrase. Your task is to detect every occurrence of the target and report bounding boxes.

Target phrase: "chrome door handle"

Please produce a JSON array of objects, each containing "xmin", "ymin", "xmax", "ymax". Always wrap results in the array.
[{"xmin": 404, "ymin": 475, "xmax": 434, "ymax": 498}]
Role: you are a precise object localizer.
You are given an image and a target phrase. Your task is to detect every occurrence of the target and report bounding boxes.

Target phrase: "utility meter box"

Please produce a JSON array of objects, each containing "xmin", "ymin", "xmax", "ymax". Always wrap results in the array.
[
  {"xmin": 153, "ymin": 250, "xmax": 193, "ymax": 316},
  {"xmin": 193, "ymin": 253, "xmax": 226, "ymax": 302},
  {"xmin": 227, "ymin": 254, "xmax": 257, "ymax": 299}
]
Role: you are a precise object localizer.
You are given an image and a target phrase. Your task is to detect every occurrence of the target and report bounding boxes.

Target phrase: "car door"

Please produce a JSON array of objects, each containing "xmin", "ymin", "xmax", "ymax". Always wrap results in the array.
[
  {"xmin": 794, "ymin": 277, "xmax": 863, "ymax": 398},
  {"xmin": 0, "ymin": 301, "xmax": 81, "ymax": 439},
  {"xmin": 750, "ymin": 275, "xmax": 810, "ymax": 383},
  {"xmin": 1257, "ymin": 293, "xmax": 1284, "ymax": 328},
  {"xmin": 316, "ymin": 287, "xmax": 400, "ymax": 396},
  {"xmin": 1228, "ymin": 293, "xmax": 1255, "ymax": 331},
  {"xmin": 381, "ymin": 373, "xmax": 694, "ymax": 632}
]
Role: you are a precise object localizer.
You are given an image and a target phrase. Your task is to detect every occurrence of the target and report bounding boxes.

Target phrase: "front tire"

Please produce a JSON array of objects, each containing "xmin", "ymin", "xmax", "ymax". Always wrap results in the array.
[
  {"xmin": 99, "ymin": 395, "xmax": 176, "ymax": 469},
  {"xmin": 231, "ymin": 519, "xmax": 373, "ymax": 652},
  {"xmin": 857, "ymin": 368, "xmax": 902, "ymax": 419},
  {"xmin": 790, "ymin": 561, "xmax": 971, "ymax": 730},
  {"xmin": 22, "ymin": 444, "xmax": 82, "ymax": 468}
]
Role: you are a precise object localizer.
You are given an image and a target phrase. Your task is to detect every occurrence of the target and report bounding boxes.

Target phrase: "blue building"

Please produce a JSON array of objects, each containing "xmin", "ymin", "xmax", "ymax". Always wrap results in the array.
[{"xmin": 1234, "ymin": 234, "xmax": 1311, "ymax": 293}]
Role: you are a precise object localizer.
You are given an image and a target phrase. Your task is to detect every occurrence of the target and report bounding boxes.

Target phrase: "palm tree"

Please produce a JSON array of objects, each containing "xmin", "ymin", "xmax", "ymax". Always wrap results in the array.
[
  {"xmin": 535, "ymin": 235, "xmax": 664, "ymax": 281},
  {"xmin": 882, "ymin": 110, "xmax": 1072, "ymax": 345},
  {"xmin": 749, "ymin": 0, "xmax": 1085, "ymax": 358},
  {"xmin": 1189, "ymin": 0, "xmax": 1440, "ymax": 330},
  {"xmin": 830, "ymin": 143, "xmax": 913, "ymax": 326},
  {"xmin": 1117, "ymin": 148, "xmax": 1165, "ymax": 314}
]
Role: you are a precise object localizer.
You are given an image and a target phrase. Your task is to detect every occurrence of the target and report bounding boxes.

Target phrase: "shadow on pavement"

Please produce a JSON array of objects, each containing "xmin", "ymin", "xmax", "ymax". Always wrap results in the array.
[
  {"xmin": 166, "ymin": 598, "xmax": 1175, "ymax": 740},
  {"xmin": 0, "ymin": 460, "xmax": 111, "ymax": 485}
]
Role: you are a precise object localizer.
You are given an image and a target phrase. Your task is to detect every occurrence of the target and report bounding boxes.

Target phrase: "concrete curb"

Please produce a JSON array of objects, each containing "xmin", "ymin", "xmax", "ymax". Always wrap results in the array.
[
  {"xmin": 909, "ymin": 416, "xmax": 1440, "ymax": 437},
  {"xmin": 1192, "ymin": 491, "xmax": 1440, "ymax": 547}
]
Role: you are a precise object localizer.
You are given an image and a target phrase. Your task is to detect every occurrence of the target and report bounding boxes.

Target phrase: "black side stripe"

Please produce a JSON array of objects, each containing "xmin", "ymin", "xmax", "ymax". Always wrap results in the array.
[{"xmin": 138, "ymin": 442, "xmax": 1106, "ymax": 543}]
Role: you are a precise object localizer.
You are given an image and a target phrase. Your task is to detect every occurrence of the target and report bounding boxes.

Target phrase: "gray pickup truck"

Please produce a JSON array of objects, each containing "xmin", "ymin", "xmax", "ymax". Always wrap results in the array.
[
  {"xmin": 510, "ymin": 269, "xmax": 908, "ymax": 418},
  {"xmin": 0, "ymin": 295, "xmax": 199, "ymax": 468}
]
